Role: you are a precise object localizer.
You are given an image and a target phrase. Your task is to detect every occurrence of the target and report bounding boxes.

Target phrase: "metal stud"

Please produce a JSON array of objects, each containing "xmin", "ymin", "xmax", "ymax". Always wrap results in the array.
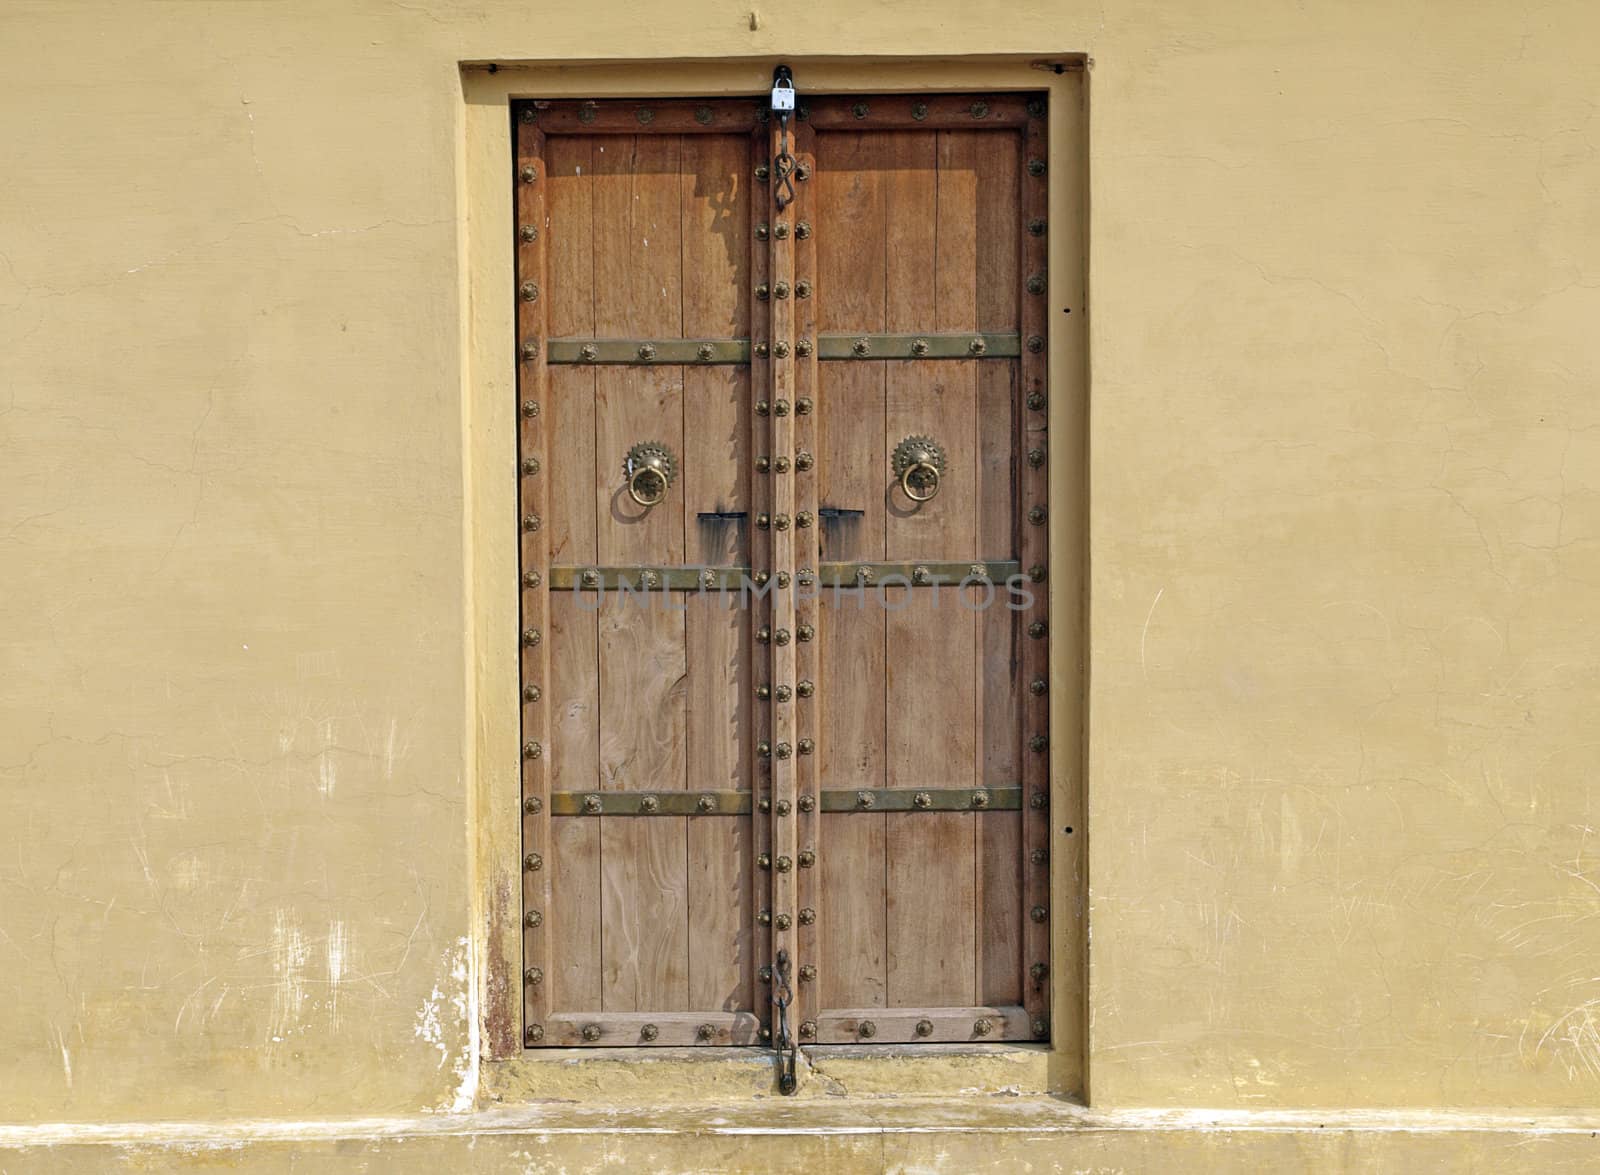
[
  {"xmin": 972, "ymin": 790, "xmax": 991, "ymax": 809},
  {"xmin": 1029, "ymin": 505, "xmax": 1047, "ymax": 526},
  {"xmin": 775, "ymin": 684, "xmax": 793, "ymax": 702},
  {"xmin": 758, "ymin": 852, "xmax": 772, "ymax": 869},
  {"xmin": 526, "ymin": 1024, "xmax": 544, "ymax": 1043},
  {"xmin": 754, "ymin": 571, "xmax": 771, "ymax": 587},
  {"xmin": 525, "ymin": 909, "xmax": 542, "ymax": 928},
  {"xmin": 758, "ymin": 797, "xmax": 771, "ymax": 814},
  {"xmin": 580, "ymin": 567, "xmax": 600, "ymax": 588},
  {"xmin": 800, "ymin": 1020, "xmax": 817, "ymax": 1040},
  {"xmin": 911, "ymin": 101, "xmax": 929, "ymax": 121},
  {"xmin": 796, "ymin": 280, "xmax": 812, "ymax": 299},
  {"xmin": 1028, "ymin": 217, "xmax": 1047, "ymax": 237},
  {"xmin": 521, "ymin": 679, "xmax": 541, "ymax": 700},
  {"xmin": 1027, "ymin": 157, "xmax": 1047, "ymax": 177},
  {"xmin": 758, "ymin": 1026, "xmax": 771, "ymax": 1042},
  {"xmin": 913, "ymin": 791, "xmax": 933, "ymax": 809},
  {"xmin": 1027, "ymin": 392, "xmax": 1046, "ymax": 411},
  {"xmin": 970, "ymin": 100, "xmax": 990, "ymax": 119},
  {"xmin": 776, "ymin": 797, "xmax": 792, "ymax": 814},
  {"xmin": 694, "ymin": 104, "xmax": 714, "ymax": 125},
  {"xmin": 1030, "ymin": 678, "xmax": 1048, "ymax": 696},
  {"xmin": 758, "ymin": 908, "xmax": 772, "ymax": 926},
  {"xmin": 796, "ymin": 339, "xmax": 813, "ymax": 358},
  {"xmin": 697, "ymin": 343, "xmax": 715, "ymax": 362},
  {"xmin": 1026, "ymin": 273, "xmax": 1047, "ymax": 296},
  {"xmin": 775, "ymin": 742, "xmax": 792, "ymax": 760},
  {"xmin": 525, "ymin": 966, "xmax": 543, "ymax": 985},
  {"xmin": 797, "ymin": 569, "xmax": 815, "ymax": 587},
  {"xmin": 911, "ymin": 338, "xmax": 930, "ymax": 357},
  {"xmin": 795, "ymin": 162, "xmax": 810, "ymax": 181},
  {"xmin": 1027, "ymin": 97, "xmax": 1048, "ymax": 119},
  {"xmin": 756, "ymin": 683, "xmax": 772, "ymax": 700},
  {"xmin": 578, "ymin": 103, "xmax": 597, "ymax": 125},
  {"xmin": 851, "ymin": 337, "xmax": 870, "ymax": 357},
  {"xmin": 520, "ymin": 223, "xmax": 539, "ymax": 243},
  {"xmin": 759, "ymin": 965, "xmax": 773, "ymax": 983},
  {"xmin": 520, "ymin": 165, "xmax": 538, "ymax": 184},
  {"xmin": 1030, "ymin": 962, "xmax": 1049, "ymax": 982},
  {"xmin": 1030, "ymin": 848, "xmax": 1048, "ymax": 866},
  {"xmin": 522, "ymin": 514, "xmax": 541, "ymax": 531},
  {"xmin": 795, "ymin": 450, "xmax": 814, "ymax": 471},
  {"xmin": 758, "ymin": 741, "xmax": 772, "ymax": 759},
  {"xmin": 525, "ymin": 852, "xmax": 543, "ymax": 871},
  {"xmin": 795, "ymin": 511, "xmax": 812, "ymax": 528},
  {"xmin": 697, "ymin": 1023, "xmax": 716, "ymax": 1042},
  {"xmin": 775, "ymin": 912, "xmax": 791, "ymax": 930},
  {"xmin": 798, "ymin": 794, "xmax": 815, "ymax": 812},
  {"xmin": 522, "ymin": 457, "xmax": 541, "ymax": 476},
  {"xmin": 519, "ymin": 281, "xmax": 540, "ymax": 302},
  {"xmin": 641, "ymin": 1024, "xmax": 659, "ymax": 1042},
  {"xmin": 774, "ymin": 513, "xmax": 790, "ymax": 531},
  {"xmin": 583, "ymin": 793, "xmax": 602, "ymax": 814},
  {"xmin": 698, "ymin": 794, "xmax": 717, "ymax": 813},
  {"xmin": 773, "ymin": 221, "xmax": 791, "ymax": 240},
  {"xmin": 855, "ymin": 565, "xmax": 875, "ymax": 585},
  {"xmin": 852, "ymin": 101, "xmax": 870, "ymax": 119},
  {"xmin": 1030, "ymin": 734, "xmax": 1048, "ymax": 752},
  {"xmin": 774, "ymin": 456, "xmax": 791, "ymax": 473},
  {"xmin": 796, "ymin": 624, "xmax": 814, "ymax": 642},
  {"xmin": 636, "ymin": 108, "xmax": 655, "ymax": 125},
  {"xmin": 774, "ymin": 281, "xmax": 790, "ymax": 300},
  {"xmin": 1030, "ymin": 905, "xmax": 1048, "ymax": 923},
  {"xmin": 521, "ymin": 339, "xmax": 540, "ymax": 360},
  {"xmin": 774, "ymin": 400, "xmax": 790, "ymax": 416},
  {"xmin": 858, "ymin": 1020, "xmax": 877, "ymax": 1038},
  {"xmin": 520, "ymin": 109, "xmax": 537, "ymax": 124},
  {"xmin": 756, "ymin": 399, "xmax": 771, "ymax": 416},
  {"xmin": 1027, "ymin": 334, "xmax": 1046, "ymax": 353},
  {"xmin": 582, "ymin": 1024, "xmax": 601, "ymax": 1042},
  {"xmin": 1028, "ymin": 447, "xmax": 1046, "ymax": 468},
  {"xmin": 521, "ymin": 400, "xmax": 540, "ymax": 418},
  {"xmin": 756, "ymin": 513, "xmax": 771, "ymax": 530},
  {"xmin": 795, "ymin": 397, "xmax": 812, "ymax": 415},
  {"xmin": 638, "ymin": 794, "xmax": 660, "ymax": 814},
  {"xmin": 799, "ymin": 907, "xmax": 815, "ymax": 925},
  {"xmin": 755, "ymin": 342, "xmax": 770, "ymax": 358},
  {"xmin": 522, "ymin": 741, "xmax": 542, "ymax": 760},
  {"xmin": 773, "ymin": 341, "xmax": 791, "ymax": 358},
  {"xmin": 755, "ymin": 163, "xmax": 770, "ymax": 181},
  {"xmin": 797, "ymin": 738, "xmax": 814, "ymax": 755},
  {"xmin": 795, "ymin": 221, "xmax": 812, "ymax": 239},
  {"xmin": 756, "ymin": 283, "xmax": 770, "ymax": 301},
  {"xmin": 1033, "ymin": 1018, "xmax": 1049, "ymax": 1038},
  {"xmin": 915, "ymin": 1019, "xmax": 934, "ymax": 1037},
  {"xmin": 637, "ymin": 343, "xmax": 656, "ymax": 362},
  {"xmin": 523, "ymin": 796, "xmax": 543, "ymax": 814},
  {"xmin": 1030, "ymin": 789, "xmax": 1049, "ymax": 810},
  {"xmin": 973, "ymin": 1017, "xmax": 994, "ymax": 1036},
  {"xmin": 755, "ymin": 222, "xmax": 770, "ymax": 241},
  {"xmin": 856, "ymin": 790, "xmax": 876, "ymax": 809},
  {"xmin": 797, "ymin": 680, "xmax": 814, "ymax": 698},
  {"xmin": 798, "ymin": 963, "xmax": 816, "ymax": 982},
  {"xmin": 798, "ymin": 849, "xmax": 815, "ymax": 868},
  {"xmin": 580, "ymin": 343, "xmax": 598, "ymax": 362}
]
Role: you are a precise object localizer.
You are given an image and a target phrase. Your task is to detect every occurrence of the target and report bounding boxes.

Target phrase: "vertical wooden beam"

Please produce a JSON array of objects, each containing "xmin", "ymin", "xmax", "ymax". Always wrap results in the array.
[
  {"xmin": 1018, "ymin": 101, "xmax": 1052, "ymax": 1041},
  {"xmin": 515, "ymin": 110, "xmax": 553, "ymax": 1049}
]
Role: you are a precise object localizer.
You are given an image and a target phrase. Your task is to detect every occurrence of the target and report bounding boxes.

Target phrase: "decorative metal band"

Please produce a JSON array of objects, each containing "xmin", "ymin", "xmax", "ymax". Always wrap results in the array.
[
  {"xmin": 549, "ymin": 790, "xmax": 752, "ymax": 817},
  {"xmin": 546, "ymin": 338, "xmax": 751, "ymax": 365},
  {"xmin": 816, "ymin": 332, "xmax": 1021, "ymax": 361},
  {"xmin": 820, "ymin": 786, "xmax": 1022, "ymax": 813},
  {"xmin": 546, "ymin": 561, "xmax": 1023, "ymax": 591}
]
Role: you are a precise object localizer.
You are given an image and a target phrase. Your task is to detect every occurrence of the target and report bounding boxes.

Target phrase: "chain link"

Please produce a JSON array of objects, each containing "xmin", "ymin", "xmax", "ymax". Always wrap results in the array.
[{"xmin": 773, "ymin": 948, "xmax": 798, "ymax": 1094}]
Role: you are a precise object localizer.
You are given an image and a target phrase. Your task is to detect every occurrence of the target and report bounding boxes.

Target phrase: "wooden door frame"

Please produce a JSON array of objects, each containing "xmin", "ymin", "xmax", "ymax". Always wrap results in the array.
[{"xmin": 461, "ymin": 56, "xmax": 1087, "ymax": 1102}]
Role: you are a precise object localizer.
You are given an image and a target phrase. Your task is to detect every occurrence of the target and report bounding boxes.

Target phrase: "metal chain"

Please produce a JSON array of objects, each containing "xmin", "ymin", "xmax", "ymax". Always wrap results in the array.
[{"xmin": 773, "ymin": 948, "xmax": 798, "ymax": 1094}]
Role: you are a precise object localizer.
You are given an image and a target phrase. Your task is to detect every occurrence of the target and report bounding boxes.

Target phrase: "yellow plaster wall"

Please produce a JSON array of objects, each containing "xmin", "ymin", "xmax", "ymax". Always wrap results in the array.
[{"xmin": 1, "ymin": 0, "xmax": 1598, "ymax": 1161}]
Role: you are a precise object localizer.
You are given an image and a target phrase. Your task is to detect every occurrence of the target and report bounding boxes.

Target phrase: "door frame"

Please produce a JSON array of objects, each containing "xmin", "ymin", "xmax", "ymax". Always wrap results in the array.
[{"xmin": 461, "ymin": 55, "xmax": 1087, "ymax": 1101}]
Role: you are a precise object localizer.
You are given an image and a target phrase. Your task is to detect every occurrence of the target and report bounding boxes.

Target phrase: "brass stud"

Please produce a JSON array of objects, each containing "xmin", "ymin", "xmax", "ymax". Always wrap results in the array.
[
  {"xmin": 775, "ymin": 684, "xmax": 793, "ymax": 702},
  {"xmin": 851, "ymin": 337, "xmax": 870, "ymax": 357},
  {"xmin": 582, "ymin": 1024, "xmax": 601, "ymax": 1042},
  {"xmin": 973, "ymin": 1017, "xmax": 994, "ymax": 1036},
  {"xmin": 797, "ymin": 569, "xmax": 815, "ymax": 587},
  {"xmin": 758, "ymin": 852, "xmax": 772, "ymax": 869},
  {"xmin": 756, "ymin": 683, "xmax": 771, "ymax": 700},
  {"xmin": 756, "ymin": 283, "xmax": 770, "ymax": 301},
  {"xmin": 522, "ymin": 457, "xmax": 541, "ymax": 476},
  {"xmin": 1031, "ymin": 678, "xmax": 1048, "ymax": 696},
  {"xmin": 799, "ymin": 907, "xmax": 815, "ymax": 925},
  {"xmin": 523, "ymin": 796, "xmax": 543, "ymax": 814},
  {"xmin": 633, "ymin": 342, "xmax": 655, "ymax": 362},
  {"xmin": 969, "ymin": 337, "xmax": 987, "ymax": 356},
  {"xmin": 697, "ymin": 343, "xmax": 715, "ymax": 362},
  {"xmin": 697, "ymin": 1023, "xmax": 716, "ymax": 1042},
  {"xmin": 1030, "ymin": 789, "xmax": 1049, "ymax": 809},
  {"xmin": 795, "ymin": 397, "xmax": 812, "ymax": 415},
  {"xmin": 775, "ymin": 743, "xmax": 792, "ymax": 760},
  {"xmin": 795, "ymin": 221, "xmax": 811, "ymax": 240},
  {"xmin": 774, "ymin": 513, "xmax": 790, "ymax": 531},
  {"xmin": 796, "ymin": 280, "xmax": 812, "ymax": 299},
  {"xmin": 525, "ymin": 909, "xmax": 542, "ymax": 928},
  {"xmin": 775, "ymin": 912, "xmax": 791, "ymax": 930},
  {"xmin": 776, "ymin": 571, "xmax": 791, "ymax": 587},
  {"xmin": 521, "ymin": 400, "xmax": 540, "ymax": 418},
  {"xmin": 641, "ymin": 1023, "xmax": 659, "ymax": 1042},
  {"xmin": 756, "ymin": 456, "xmax": 771, "ymax": 473},
  {"xmin": 1029, "ymin": 505, "xmax": 1046, "ymax": 526},
  {"xmin": 636, "ymin": 108, "xmax": 655, "ymax": 125},
  {"xmin": 1033, "ymin": 1018, "xmax": 1049, "ymax": 1038},
  {"xmin": 852, "ymin": 101, "xmax": 870, "ymax": 119},
  {"xmin": 525, "ymin": 966, "xmax": 544, "ymax": 985},
  {"xmin": 797, "ymin": 680, "xmax": 814, "ymax": 698},
  {"xmin": 1030, "ymin": 905, "xmax": 1048, "ymax": 923},
  {"xmin": 913, "ymin": 565, "xmax": 932, "ymax": 585},
  {"xmin": 580, "ymin": 343, "xmax": 598, "ymax": 363},
  {"xmin": 702, "ymin": 568, "xmax": 718, "ymax": 590},
  {"xmin": 776, "ymin": 797, "xmax": 792, "ymax": 814},
  {"xmin": 1028, "ymin": 447, "xmax": 1046, "ymax": 468},
  {"xmin": 521, "ymin": 338, "xmax": 540, "ymax": 360},
  {"xmin": 522, "ymin": 514, "xmax": 541, "ymax": 532},
  {"xmin": 759, "ymin": 796, "xmax": 772, "ymax": 814},
  {"xmin": 694, "ymin": 104, "xmax": 714, "ymax": 125},
  {"xmin": 578, "ymin": 102, "xmax": 597, "ymax": 125},
  {"xmin": 755, "ymin": 222, "xmax": 770, "ymax": 241},
  {"xmin": 1027, "ymin": 157, "xmax": 1047, "ymax": 177},
  {"xmin": 796, "ymin": 339, "xmax": 813, "ymax": 357},
  {"xmin": 795, "ymin": 450, "xmax": 814, "ymax": 471},
  {"xmin": 1031, "ymin": 962, "xmax": 1049, "ymax": 982},
  {"xmin": 757, "ymin": 740, "xmax": 772, "ymax": 758},
  {"xmin": 773, "ymin": 221, "xmax": 790, "ymax": 240},
  {"xmin": 756, "ymin": 399, "xmax": 770, "ymax": 415},
  {"xmin": 519, "ymin": 281, "xmax": 540, "ymax": 302},
  {"xmin": 856, "ymin": 790, "xmax": 875, "ymax": 809},
  {"xmin": 795, "ymin": 162, "xmax": 810, "ymax": 181},
  {"xmin": 1030, "ymin": 734, "xmax": 1048, "ymax": 753},
  {"xmin": 523, "ymin": 569, "xmax": 543, "ymax": 589},
  {"xmin": 757, "ymin": 908, "xmax": 772, "ymax": 926},
  {"xmin": 913, "ymin": 791, "xmax": 933, "ymax": 809},
  {"xmin": 796, "ymin": 624, "xmax": 814, "ymax": 642},
  {"xmin": 755, "ymin": 342, "xmax": 770, "ymax": 358},
  {"xmin": 520, "ymin": 165, "xmax": 538, "ymax": 184},
  {"xmin": 580, "ymin": 567, "xmax": 600, "ymax": 588},
  {"xmin": 754, "ymin": 570, "xmax": 771, "ymax": 587},
  {"xmin": 799, "ymin": 963, "xmax": 817, "ymax": 982},
  {"xmin": 800, "ymin": 1020, "xmax": 817, "ymax": 1040},
  {"xmin": 525, "ymin": 852, "xmax": 543, "ymax": 871},
  {"xmin": 797, "ymin": 738, "xmax": 814, "ymax": 755},
  {"xmin": 796, "ymin": 511, "xmax": 813, "ymax": 528},
  {"xmin": 774, "ymin": 456, "xmax": 791, "ymax": 473},
  {"xmin": 640, "ymin": 794, "xmax": 660, "ymax": 813},
  {"xmin": 758, "ymin": 1026, "xmax": 771, "ymax": 1042},
  {"xmin": 1027, "ymin": 392, "xmax": 1046, "ymax": 411},
  {"xmin": 1031, "ymin": 848, "xmax": 1049, "ymax": 866},
  {"xmin": 915, "ymin": 1018, "xmax": 934, "ymax": 1037},
  {"xmin": 522, "ymin": 740, "xmax": 542, "ymax": 759},
  {"xmin": 856, "ymin": 565, "xmax": 875, "ymax": 585},
  {"xmin": 1027, "ymin": 97, "xmax": 1047, "ymax": 119},
  {"xmin": 520, "ymin": 109, "xmax": 537, "ymax": 124},
  {"xmin": 774, "ymin": 399, "xmax": 790, "ymax": 416},
  {"xmin": 911, "ymin": 338, "xmax": 930, "ymax": 356},
  {"xmin": 773, "ymin": 341, "xmax": 791, "ymax": 358},
  {"xmin": 798, "ymin": 793, "xmax": 816, "ymax": 812},
  {"xmin": 859, "ymin": 1020, "xmax": 877, "ymax": 1038},
  {"xmin": 759, "ymin": 965, "xmax": 773, "ymax": 983},
  {"xmin": 583, "ymin": 793, "xmax": 602, "ymax": 813},
  {"xmin": 755, "ymin": 163, "xmax": 770, "ymax": 181},
  {"xmin": 756, "ymin": 513, "xmax": 771, "ymax": 530},
  {"xmin": 798, "ymin": 849, "xmax": 815, "ymax": 868},
  {"xmin": 774, "ymin": 281, "xmax": 791, "ymax": 300},
  {"xmin": 698, "ymin": 794, "xmax": 717, "ymax": 813},
  {"xmin": 1028, "ymin": 217, "xmax": 1047, "ymax": 237},
  {"xmin": 641, "ymin": 569, "xmax": 661, "ymax": 590},
  {"xmin": 970, "ymin": 100, "xmax": 990, "ymax": 118},
  {"xmin": 1031, "ymin": 563, "xmax": 1047, "ymax": 583},
  {"xmin": 911, "ymin": 101, "xmax": 929, "ymax": 121},
  {"xmin": 526, "ymin": 1024, "xmax": 544, "ymax": 1043},
  {"xmin": 1026, "ymin": 272, "xmax": 1047, "ymax": 296}
]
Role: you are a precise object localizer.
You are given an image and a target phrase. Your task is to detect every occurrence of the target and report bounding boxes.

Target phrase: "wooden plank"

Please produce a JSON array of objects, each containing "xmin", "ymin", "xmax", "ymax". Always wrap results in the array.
[
  {"xmin": 548, "ymin": 815, "xmax": 601, "ymax": 1013},
  {"xmin": 815, "ymin": 1004, "xmax": 1030, "ymax": 1045},
  {"xmin": 515, "ymin": 121, "xmax": 554, "ymax": 1044},
  {"xmin": 882, "ymin": 129, "xmax": 980, "ymax": 1013},
  {"xmin": 542, "ymin": 1010, "xmax": 763, "ymax": 1047},
  {"xmin": 531, "ymin": 99, "xmax": 763, "ymax": 136},
  {"xmin": 970, "ymin": 128, "xmax": 1025, "ymax": 1008},
  {"xmin": 804, "ymin": 94, "xmax": 1031, "ymax": 131},
  {"xmin": 544, "ymin": 136, "xmax": 597, "ymax": 567},
  {"xmin": 818, "ymin": 810, "xmax": 885, "ymax": 1010}
]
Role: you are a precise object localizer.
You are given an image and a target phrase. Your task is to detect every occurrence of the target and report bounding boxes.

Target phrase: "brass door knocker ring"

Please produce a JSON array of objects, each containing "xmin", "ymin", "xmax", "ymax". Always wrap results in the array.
[
  {"xmin": 624, "ymin": 441, "xmax": 677, "ymax": 508},
  {"xmin": 892, "ymin": 435, "xmax": 946, "ymax": 503}
]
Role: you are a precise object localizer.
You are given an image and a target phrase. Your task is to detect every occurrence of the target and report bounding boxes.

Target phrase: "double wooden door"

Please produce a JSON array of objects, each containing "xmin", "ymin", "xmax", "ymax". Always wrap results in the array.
[{"xmin": 516, "ymin": 92, "xmax": 1051, "ymax": 1048}]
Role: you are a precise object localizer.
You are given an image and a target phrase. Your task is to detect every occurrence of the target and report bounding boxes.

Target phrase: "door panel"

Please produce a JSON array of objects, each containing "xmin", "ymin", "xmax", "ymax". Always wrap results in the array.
[{"xmin": 517, "ymin": 93, "xmax": 1051, "ymax": 1050}]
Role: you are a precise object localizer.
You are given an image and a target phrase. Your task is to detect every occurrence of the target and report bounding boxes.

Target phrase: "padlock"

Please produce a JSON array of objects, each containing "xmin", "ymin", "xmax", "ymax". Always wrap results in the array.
[{"xmin": 771, "ymin": 65, "xmax": 796, "ymax": 114}]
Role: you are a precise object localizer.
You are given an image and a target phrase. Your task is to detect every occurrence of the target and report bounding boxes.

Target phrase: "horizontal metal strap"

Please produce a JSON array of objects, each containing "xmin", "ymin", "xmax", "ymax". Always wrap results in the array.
[
  {"xmin": 548, "ymin": 787, "xmax": 1022, "ymax": 817},
  {"xmin": 549, "ymin": 790, "xmax": 752, "ymax": 816},
  {"xmin": 815, "ymin": 1005, "xmax": 1033, "ymax": 1045},
  {"xmin": 546, "ymin": 562, "xmax": 1024, "ymax": 592},
  {"xmin": 546, "ymin": 338, "xmax": 750, "ymax": 365},
  {"xmin": 817, "ymin": 332, "xmax": 1022, "ymax": 360},
  {"xmin": 821, "ymin": 786, "xmax": 1023, "ymax": 813},
  {"xmin": 543, "ymin": 333, "xmax": 1022, "ymax": 365}
]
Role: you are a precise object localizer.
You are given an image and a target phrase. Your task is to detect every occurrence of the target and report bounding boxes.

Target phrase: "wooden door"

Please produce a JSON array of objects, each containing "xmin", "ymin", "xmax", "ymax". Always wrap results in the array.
[{"xmin": 516, "ymin": 93, "xmax": 1051, "ymax": 1050}]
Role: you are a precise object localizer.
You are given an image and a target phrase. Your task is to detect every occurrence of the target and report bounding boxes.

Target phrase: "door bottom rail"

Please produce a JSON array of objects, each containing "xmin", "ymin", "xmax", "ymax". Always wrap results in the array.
[
  {"xmin": 545, "ymin": 561, "xmax": 1026, "ymax": 591},
  {"xmin": 547, "ymin": 786, "xmax": 1026, "ymax": 817}
]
